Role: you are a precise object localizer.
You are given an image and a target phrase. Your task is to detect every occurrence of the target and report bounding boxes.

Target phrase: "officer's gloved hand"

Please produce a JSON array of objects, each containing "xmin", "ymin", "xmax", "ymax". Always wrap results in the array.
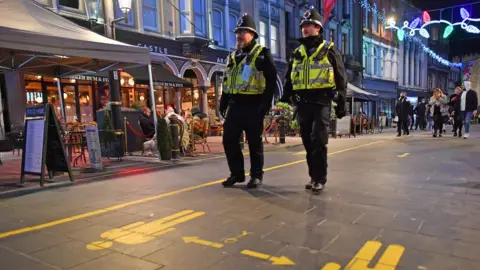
[{"xmin": 335, "ymin": 104, "xmax": 346, "ymax": 119}]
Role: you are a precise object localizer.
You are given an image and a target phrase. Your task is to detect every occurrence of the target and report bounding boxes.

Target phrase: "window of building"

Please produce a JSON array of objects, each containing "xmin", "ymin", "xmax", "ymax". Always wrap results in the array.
[
  {"xmin": 212, "ymin": 9, "xmax": 224, "ymax": 47},
  {"xmin": 270, "ymin": 25, "xmax": 279, "ymax": 56},
  {"xmin": 342, "ymin": 33, "xmax": 348, "ymax": 55},
  {"xmin": 329, "ymin": 29, "xmax": 335, "ymax": 43},
  {"xmin": 59, "ymin": 0, "xmax": 79, "ymax": 9},
  {"xmin": 343, "ymin": 0, "xmax": 348, "ymax": 15},
  {"xmin": 363, "ymin": 43, "xmax": 368, "ymax": 74},
  {"xmin": 229, "ymin": 14, "xmax": 238, "ymax": 50},
  {"xmin": 259, "ymin": 21, "xmax": 267, "ymax": 47},
  {"xmin": 115, "ymin": 0, "xmax": 134, "ymax": 26},
  {"xmin": 381, "ymin": 49, "xmax": 386, "ymax": 77},
  {"xmin": 193, "ymin": 0, "xmax": 206, "ymax": 36},
  {"xmin": 364, "ymin": 8, "xmax": 369, "ymax": 29},
  {"xmin": 373, "ymin": 47, "xmax": 379, "ymax": 76},
  {"xmin": 143, "ymin": 0, "xmax": 158, "ymax": 31},
  {"xmin": 179, "ymin": 0, "xmax": 190, "ymax": 33}
]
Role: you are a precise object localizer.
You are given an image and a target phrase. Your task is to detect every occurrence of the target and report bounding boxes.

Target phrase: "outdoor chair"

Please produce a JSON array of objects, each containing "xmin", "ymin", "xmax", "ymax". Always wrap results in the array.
[
  {"xmin": 190, "ymin": 117, "xmax": 211, "ymax": 154},
  {"xmin": 0, "ymin": 139, "xmax": 13, "ymax": 166}
]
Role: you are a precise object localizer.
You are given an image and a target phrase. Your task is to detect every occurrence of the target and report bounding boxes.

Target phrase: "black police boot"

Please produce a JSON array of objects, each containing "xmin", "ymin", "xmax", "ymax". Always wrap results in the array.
[
  {"xmin": 311, "ymin": 182, "xmax": 324, "ymax": 193},
  {"xmin": 305, "ymin": 180, "xmax": 315, "ymax": 190},
  {"xmin": 247, "ymin": 177, "xmax": 262, "ymax": 189},
  {"xmin": 222, "ymin": 175, "xmax": 245, "ymax": 187}
]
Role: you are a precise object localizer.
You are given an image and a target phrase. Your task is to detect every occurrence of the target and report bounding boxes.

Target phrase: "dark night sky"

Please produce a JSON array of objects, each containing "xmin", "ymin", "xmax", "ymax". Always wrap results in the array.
[{"xmin": 410, "ymin": 0, "xmax": 475, "ymax": 10}]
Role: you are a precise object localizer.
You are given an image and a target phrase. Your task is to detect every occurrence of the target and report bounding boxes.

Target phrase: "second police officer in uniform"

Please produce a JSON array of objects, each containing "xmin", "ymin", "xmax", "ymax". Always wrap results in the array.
[
  {"xmin": 220, "ymin": 13, "xmax": 278, "ymax": 188},
  {"xmin": 280, "ymin": 7, "xmax": 347, "ymax": 193}
]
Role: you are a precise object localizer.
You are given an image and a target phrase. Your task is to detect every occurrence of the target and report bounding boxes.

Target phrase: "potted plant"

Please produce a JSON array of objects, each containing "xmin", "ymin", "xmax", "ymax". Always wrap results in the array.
[{"xmin": 157, "ymin": 117, "xmax": 172, "ymax": 160}]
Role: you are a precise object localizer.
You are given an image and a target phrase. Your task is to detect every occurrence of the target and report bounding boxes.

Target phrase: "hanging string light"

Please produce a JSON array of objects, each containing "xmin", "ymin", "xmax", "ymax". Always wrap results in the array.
[
  {"xmin": 386, "ymin": 8, "xmax": 480, "ymax": 40},
  {"xmin": 354, "ymin": 0, "xmax": 463, "ymax": 68}
]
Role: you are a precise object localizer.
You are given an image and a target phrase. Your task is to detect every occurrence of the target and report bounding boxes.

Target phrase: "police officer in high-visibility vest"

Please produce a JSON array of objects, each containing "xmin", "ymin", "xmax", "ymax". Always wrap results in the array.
[
  {"xmin": 220, "ymin": 13, "xmax": 278, "ymax": 188},
  {"xmin": 280, "ymin": 7, "xmax": 347, "ymax": 193}
]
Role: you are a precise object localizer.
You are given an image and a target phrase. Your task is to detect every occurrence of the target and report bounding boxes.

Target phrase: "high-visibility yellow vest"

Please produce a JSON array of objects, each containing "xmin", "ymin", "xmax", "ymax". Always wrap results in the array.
[
  {"xmin": 223, "ymin": 44, "xmax": 266, "ymax": 95},
  {"xmin": 290, "ymin": 41, "xmax": 336, "ymax": 91}
]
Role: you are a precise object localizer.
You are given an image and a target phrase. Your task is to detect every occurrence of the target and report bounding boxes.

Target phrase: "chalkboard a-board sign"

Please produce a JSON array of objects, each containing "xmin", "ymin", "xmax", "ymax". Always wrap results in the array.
[{"xmin": 20, "ymin": 104, "xmax": 73, "ymax": 186}]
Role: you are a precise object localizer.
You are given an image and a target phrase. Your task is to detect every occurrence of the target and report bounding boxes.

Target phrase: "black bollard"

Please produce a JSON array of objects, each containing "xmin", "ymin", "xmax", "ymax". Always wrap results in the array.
[
  {"xmin": 169, "ymin": 115, "xmax": 181, "ymax": 160},
  {"xmin": 279, "ymin": 115, "xmax": 286, "ymax": 144}
]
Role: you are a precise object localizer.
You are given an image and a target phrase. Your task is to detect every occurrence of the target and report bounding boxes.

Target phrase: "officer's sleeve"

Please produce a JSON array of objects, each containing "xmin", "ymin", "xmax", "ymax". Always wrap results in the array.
[
  {"xmin": 280, "ymin": 59, "xmax": 293, "ymax": 103},
  {"xmin": 327, "ymin": 46, "xmax": 347, "ymax": 110},
  {"xmin": 219, "ymin": 76, "xmax": 231, "ymax": 116},
  {"xmin": 258, "ymin": 48, "xmax": 277, "ymax": 115}
]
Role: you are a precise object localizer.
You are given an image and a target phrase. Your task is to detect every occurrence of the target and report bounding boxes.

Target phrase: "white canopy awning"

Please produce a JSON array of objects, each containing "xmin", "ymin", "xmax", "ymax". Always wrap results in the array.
[
  {"xmin": 347, "ymin": 83, "xmax": 378, "ymax": 101},
  {"xmin": 0, "ymin": 0, "xmax": 151, "ymax": 77}
]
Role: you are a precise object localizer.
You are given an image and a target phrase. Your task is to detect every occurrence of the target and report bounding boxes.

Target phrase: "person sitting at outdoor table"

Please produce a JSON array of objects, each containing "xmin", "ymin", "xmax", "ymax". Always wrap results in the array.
[
  {"xmin": 138, "ymin": 107, "xmax": 155, "ymax": 139},
  {"xmin": 191, "ymin": 106, "xmax": 209, "ymax": 137}
]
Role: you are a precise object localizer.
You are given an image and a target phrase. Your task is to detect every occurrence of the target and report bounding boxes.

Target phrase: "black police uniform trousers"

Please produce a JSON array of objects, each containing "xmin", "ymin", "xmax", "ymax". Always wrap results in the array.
[
  {"xmin": 296, "ymin": 102, "xmax": 330, "ymax": 185},
  {"xmin": 223, "ymin": 104, "xmax": 264, "ymax": 179}
]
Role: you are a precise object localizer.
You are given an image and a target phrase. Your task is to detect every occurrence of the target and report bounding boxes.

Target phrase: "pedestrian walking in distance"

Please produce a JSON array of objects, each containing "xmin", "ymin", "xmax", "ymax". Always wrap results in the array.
[
  {"xmin": 396, "ymin": 92, "xmax": 411, "ymax": 137},
  {"xmin": 220, "ymin": 13, "xmax": 277, "ymax": 188},
  {"xmin": 280, "ymin": 7, "xmax": 347, "ymax": 193},
  {"xmin": 429, "ymin": 88, "xmax": 449, "ymax": 138}
]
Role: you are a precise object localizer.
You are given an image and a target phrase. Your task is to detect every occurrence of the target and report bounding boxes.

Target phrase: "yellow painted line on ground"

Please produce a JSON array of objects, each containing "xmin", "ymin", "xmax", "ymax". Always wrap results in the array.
[
  {"xmin": 321, "ymin": 263, "xmax": 341, "ymax": 270},
  {"xmin": 0, "ymin": 140, "xmax": 385, "ymax": 240},
  {"xmin": 344, "ymin": 241, "xmax": 405, "ymax": 270},
  {"xmin": 397, "ymin": 153, "xmax": 410, "ymax": 158},
  {"xmin": 241, "ymin": 249, "xmax": 295, "ymax": 265},
  {"xmin": 294, "ymin": 140, "xmax": 385, "ymax": 156},
  {"xmin": 86, "ymin": 209, "xmax": 206, "ymax": 250},
  {"xmin": 182, "ymin": 236, "xmax": 224, "ymax": 248}
]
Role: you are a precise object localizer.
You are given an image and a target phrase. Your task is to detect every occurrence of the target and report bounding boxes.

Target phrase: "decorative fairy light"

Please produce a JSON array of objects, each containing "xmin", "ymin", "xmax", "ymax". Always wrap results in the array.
[
  {"xmin": 385, "ymin": 8, "xmax": 480, "ymax": 40},
  {"xmin": 353, "ymin": 0, "xmax": 463, "ymax": 68},
  {"xmin": 407, "ymin": 36, "xmax": 463, "ymax": 68}
]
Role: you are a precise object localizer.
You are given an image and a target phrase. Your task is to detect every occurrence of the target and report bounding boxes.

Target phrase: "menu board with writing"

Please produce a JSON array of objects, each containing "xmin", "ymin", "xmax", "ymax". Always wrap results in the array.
[
  {"xmin": 85, "ymin": 125, "xmax": 103, "ymax": 170},
  {"xmin": 23, "ymin": 119, "xmax": 45, "ymax": 174},
  {"xmin": 20, "ymin": 104, "xmax": 72, "ymax": 186}
]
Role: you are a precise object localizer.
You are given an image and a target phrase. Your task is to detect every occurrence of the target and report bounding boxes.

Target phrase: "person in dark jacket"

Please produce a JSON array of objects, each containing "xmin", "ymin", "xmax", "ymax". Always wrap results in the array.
[
  {"xmin": 138, "ymin": 107, "xmax": 155, "ymax": 139},
  {"xmin": 449, "ymin": 87, "xmax": 463, "ymax": 137},
  {"xmin": 220, "ymin": 13, "xmax": 277, "ymax": 188},
  {"xmin": 414, "ymin": 98, "xmax": 426, "ymax": 130},
  {"xmin": 280, "ymin": 7, "xmax": 347, "ymax": 193},
  {"xmin": 456, "ymin": 81, "xmax": 478, "ymax": 138},
  {"xmin": 396, "ymin": 92, "xmax": 411, "ymax": 137}
]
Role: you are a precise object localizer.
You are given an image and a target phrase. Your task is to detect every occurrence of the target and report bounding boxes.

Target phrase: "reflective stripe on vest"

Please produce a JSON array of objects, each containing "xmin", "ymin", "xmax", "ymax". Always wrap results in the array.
[
  {"xmin": 222, "ymin": 44, "xmax": 266, "ymax": 95},
  {"xmin": 290, "ymin": 41, "xmax": 336, "ymax": 91}
]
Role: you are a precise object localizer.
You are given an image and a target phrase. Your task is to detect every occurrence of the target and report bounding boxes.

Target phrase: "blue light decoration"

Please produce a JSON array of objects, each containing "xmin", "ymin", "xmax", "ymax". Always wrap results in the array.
[
  {"xmin": 352, "ymin": 0, "xmax": 463, "ymax": 68},
  {"xmin": 407, "ymin": 36, "xmax": 463, "ymax": 68},
  {"xmin": 386, "ymin": 8, "xmax": 480, "ymax": 39}
]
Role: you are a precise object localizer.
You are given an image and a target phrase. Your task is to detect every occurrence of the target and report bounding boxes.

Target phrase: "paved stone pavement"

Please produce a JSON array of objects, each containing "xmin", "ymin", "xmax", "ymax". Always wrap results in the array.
[{"xmin": 1, "ymin": 127, "xmax": 479, "ymax": 270}]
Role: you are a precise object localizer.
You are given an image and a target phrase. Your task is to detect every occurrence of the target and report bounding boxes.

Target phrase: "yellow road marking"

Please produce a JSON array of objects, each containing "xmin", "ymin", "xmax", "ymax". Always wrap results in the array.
[
  {"xmin": 321, "ymin": 263, "xmax": 341, "ymax": 270},
  {"xmin": 0, "ymin": 140, "xmax": 385, "ymax": 240},
  {"xmin": 182, "ymin": 236, "xmax": 224, "ymax": 248},
  {"xmin": 223, "ymin": 230, "xmax": 251, "ymax": 244},
  {"xmin": 86, "ymin": 210, "xmax": 204, "ymax": 250},
  {"xmin": 294, "ymin": 140, "xmax": 385, "ymax": 156},
  {"xmin": 344, "ymin": 241, "xmax": 405, "ymax": 270},
  {"xmin": 397, "ymin": 153, "xmax": 410, "ymax": 158},
  {"xmin": 241, "ymin": 249, "xmax": 295, "ymax": 265}
]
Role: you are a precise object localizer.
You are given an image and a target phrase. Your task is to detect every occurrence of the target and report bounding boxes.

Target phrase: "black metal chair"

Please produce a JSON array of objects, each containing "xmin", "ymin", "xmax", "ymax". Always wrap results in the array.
[{"xmin": 0, "ymin": 139, "xmax": 13, "ymax": 166}]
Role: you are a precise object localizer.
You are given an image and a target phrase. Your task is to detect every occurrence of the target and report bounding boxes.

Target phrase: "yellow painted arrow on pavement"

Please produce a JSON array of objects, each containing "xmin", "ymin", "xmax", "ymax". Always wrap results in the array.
[
  {"xmin": 182, "ymin": 236, "xmax": 224, "ymax": 248},
  {"xmin": 241, "ymin": 249, "xmax": 295, "ymax": 266},
  {"xmin": 397, "ymin": 153, "xmax": 410, "ymax": 158}
]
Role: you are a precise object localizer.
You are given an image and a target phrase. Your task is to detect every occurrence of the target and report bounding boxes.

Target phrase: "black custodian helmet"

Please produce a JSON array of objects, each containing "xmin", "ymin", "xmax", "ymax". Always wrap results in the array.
[
  {"xmin": 300, "ymin": 7, "xmax": 323, "ymax": 29},
  {"xmin": 234, "ymin": 13, "xmax": 258, "ymax": 39}
]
